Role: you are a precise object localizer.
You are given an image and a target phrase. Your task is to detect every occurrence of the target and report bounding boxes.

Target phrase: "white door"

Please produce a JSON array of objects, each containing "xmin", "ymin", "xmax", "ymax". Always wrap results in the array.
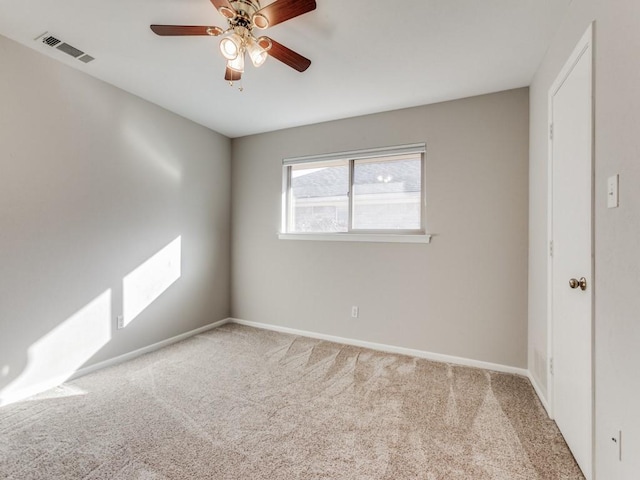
[{"xmin": 550, "ymin": 26, "xmax": 593, "ymax": 480}]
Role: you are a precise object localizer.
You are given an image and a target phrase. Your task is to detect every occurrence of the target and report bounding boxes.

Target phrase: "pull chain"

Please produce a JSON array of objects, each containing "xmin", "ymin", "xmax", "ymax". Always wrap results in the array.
[{"xmin": 228, "ymin": 80, "xmax": 244, "ymax": 92}]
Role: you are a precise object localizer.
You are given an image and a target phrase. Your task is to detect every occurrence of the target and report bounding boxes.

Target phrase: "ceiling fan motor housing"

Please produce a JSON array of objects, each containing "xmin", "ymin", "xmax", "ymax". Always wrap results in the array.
[{"xmin": 230, "ymin": 0, "xmax": 262, "ymax": 26}]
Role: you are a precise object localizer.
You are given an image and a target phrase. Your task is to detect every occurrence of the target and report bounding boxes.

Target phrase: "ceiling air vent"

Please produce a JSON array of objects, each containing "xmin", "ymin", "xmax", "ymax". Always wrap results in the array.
[
  {"xmin": 35, "ymin": 31, "xmax": 96, "ymax": 65},
  {"xmin": 56, "ymin": 42, "xmax": 84, "ymax": 58},
  {"xmin": 42, "ymin": 36, "xmax": 61, "ymax": 47}
]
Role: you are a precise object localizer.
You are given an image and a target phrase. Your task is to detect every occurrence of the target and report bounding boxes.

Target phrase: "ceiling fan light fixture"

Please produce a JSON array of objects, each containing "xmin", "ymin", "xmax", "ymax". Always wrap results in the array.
[
  {"xmin": 219, "ymin": 32, "xmax": 243, "ymax": 60},
  {"xmin": 149, "ymin": 0, "xmax": 316, "ymax": 83},
  {"xmin": 252, "ymin": 13, "xmax": 269, "ymax": 29},
  {"xmin": 206, "ymin": 26, "xmax": 223, "ymax": 36},
  {"xmin": 247, "ymin": 37, "xmax": 268, "ymax": 67},
  {"xmin": 227, "ymin": 50, "xmax": 245, "ymax": 73},
  {"xmin": 256, "ymin": 36, "xmax": 272, "ymax": 52},
  {"xmin": 219, "ymin": 6, "xmax": 236, "ymax": 19}
]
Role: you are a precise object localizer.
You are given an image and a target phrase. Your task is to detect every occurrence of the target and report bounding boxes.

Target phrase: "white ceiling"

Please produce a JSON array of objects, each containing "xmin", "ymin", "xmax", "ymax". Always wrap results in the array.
[{"xmin": 0, "ymin": 0, "xmax": 570, "ymax": 138}]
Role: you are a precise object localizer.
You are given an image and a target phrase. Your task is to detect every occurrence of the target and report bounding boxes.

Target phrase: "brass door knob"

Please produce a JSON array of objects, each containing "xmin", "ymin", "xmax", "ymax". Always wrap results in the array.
[{"xmin": 569, "ymin": 277, "xmax": 588, "ymax": 291}]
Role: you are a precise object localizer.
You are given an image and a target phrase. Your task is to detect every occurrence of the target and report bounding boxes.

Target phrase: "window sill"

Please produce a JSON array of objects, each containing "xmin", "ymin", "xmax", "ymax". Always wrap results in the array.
[{"xmin": 278, "ymin": 233, "xmax": 431, "ymax": 244}]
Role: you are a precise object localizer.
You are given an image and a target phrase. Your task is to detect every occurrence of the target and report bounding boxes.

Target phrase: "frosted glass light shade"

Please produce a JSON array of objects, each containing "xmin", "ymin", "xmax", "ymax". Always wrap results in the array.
[
  {"xmin": 247, "ymin": 38, "xmax": 268, "ymax": 67},
  {"xmin": 219, "ymin": 33, "xmax": 242, "ymax": 60},
  {"xmin": 227, "ymin": 51, "xmax": 245, "ymax": 72}
]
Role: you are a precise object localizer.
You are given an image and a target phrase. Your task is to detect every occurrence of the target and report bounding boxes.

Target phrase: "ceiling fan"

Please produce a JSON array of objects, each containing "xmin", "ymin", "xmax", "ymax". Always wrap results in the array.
[{"xmin": 150, "ymin": 0, "xmax": 316, "ymax": 83}]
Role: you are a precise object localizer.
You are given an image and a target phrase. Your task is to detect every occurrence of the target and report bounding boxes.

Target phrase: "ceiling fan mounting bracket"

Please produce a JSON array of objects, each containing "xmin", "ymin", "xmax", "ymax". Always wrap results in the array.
[
  {"xmin": 229, "ymin": 0, "xmax": 261, "ymax": 23},
  {"xmin": 225, "ymin": 0, "xmax": 262, "ymax": 32}
]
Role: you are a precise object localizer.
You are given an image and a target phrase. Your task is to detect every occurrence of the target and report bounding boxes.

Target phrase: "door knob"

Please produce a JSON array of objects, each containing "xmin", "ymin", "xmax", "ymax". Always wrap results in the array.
[{"xmin": 569, "ymin": 277, "xmax": 587, "ymax": 291}]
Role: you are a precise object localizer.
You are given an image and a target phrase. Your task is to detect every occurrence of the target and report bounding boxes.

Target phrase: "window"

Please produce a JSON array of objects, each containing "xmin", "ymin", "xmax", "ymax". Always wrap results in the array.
[{"xmin": 280, "ymin": 144, "xmax": 429, "ymax": 243}]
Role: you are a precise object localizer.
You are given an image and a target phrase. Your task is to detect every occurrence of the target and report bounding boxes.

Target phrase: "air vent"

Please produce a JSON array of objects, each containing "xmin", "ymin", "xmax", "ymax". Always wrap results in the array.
[
  {"xmin": 56, "ymin": 42, "xmax": 84, "ymax": 58},
  {"xmin": 43, "ymin": 36, "xmax": 61, "ymax": 47},
  {"xmin": 34, "ymin": 31, "xmax": 96, "ymax": 65}
]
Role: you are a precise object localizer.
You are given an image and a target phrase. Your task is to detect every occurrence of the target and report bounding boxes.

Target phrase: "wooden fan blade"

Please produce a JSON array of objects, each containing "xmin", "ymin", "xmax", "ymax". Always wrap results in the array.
[
  {"xmin": 262, "ymin": 37, "xmax": 311, "ymax": 72},
  {"xmin": 210, "ymin": 0, "xmax": 237, "ymax": 19},
  {"xmin": 253, "ymin": 0, "xmax": 316, "ymax": 28},
  {"xmin": 225, "ymin": 68, "xmax": 242, "ymax": 81},
  {"xmin": 150, "ymin": 25, "xmax": 223, "ymax": 36}
]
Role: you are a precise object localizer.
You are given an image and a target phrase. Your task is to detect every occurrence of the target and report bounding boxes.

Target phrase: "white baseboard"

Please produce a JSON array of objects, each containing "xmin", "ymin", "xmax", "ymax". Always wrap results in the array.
[
  {"xmin": 0, "ymin": 374, "xmax": 79, "ymax": 408},
  {"xmin": 0, "ymin": 318, "xmax": 231, "ymax": 407},
  {"xmin": 528, "ymin": 371, "xmax": 552, "ymax": 418},
  {"xmin": 3, "ymin": 317, "xmax": 546, "ymax": 410},
  {"xmin": 230, "ymin": 318, "xmax": 529, "ymax": 377},
  {"xmin": 68, "ymin": 318, "xmax": 232, "ymax": 382}
]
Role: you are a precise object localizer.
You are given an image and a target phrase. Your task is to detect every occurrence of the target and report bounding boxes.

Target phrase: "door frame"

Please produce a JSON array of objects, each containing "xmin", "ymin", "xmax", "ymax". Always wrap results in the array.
[{"xmin": 546, "ymin": 20, "xmax": 595, "ymax": 454}]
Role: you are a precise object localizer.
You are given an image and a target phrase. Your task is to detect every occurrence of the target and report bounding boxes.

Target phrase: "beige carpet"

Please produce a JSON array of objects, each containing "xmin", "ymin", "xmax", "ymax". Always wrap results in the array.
[{"xmin": 0, "ymin": 323, "xmax": 583, "ymax": 479}]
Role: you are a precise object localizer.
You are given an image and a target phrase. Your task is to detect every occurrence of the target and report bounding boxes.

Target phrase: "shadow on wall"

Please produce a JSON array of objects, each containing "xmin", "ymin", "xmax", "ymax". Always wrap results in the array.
[{"xmin": 0, "ymin": 236, "xmax": 182, "ymax": 407}]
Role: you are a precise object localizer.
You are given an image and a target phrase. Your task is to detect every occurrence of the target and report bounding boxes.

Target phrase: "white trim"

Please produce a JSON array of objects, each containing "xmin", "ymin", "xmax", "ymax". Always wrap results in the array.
[
  {"xmin": 528, "ymin": 371, "xmax": 551, "ymax": 417},
  {"xmin": 0, "ymin": 374, "xmax": 78, "ymax": 407},
  {"xmin": 283, "ymin": 143, "xmax": 426, "ymax": 165},
  {"xmin": 0, "ymin": 318, "xmax": 231, "ymax": 407},
  {"xmin": 1, "ymin": 317, "xmax": 544, "ymax": 410},
  {"xmin": 278, "ymin": 233, "xmax": 431, "ymax": 244},
  {"xmin": 547, "ymin": 70, "xmax": 555, "ymax": 420},
  {"xmin": 68, "ymin": 318, "xmax": 232, "ymax": 381},
  {"xmin": 281, "ymin": 165, "xmax": 290, "ymax": 234},
  {"xmin": 282, "ymin": 146, "xmax": 428, "ymax": 239},
  {"xmin": 546, "ymin": 22, "xmax": 594, "ymax": 421},
  {"xmin": 549, "ymin": 25, "xmax": 593, "ymax": 99},
  {"xmin": 229, "ymin": 318, "xmax": 528, "ymax": 377}
]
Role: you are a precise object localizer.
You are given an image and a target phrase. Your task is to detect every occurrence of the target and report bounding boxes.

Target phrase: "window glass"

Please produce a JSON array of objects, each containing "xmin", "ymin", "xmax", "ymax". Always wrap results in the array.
[
  {"xmin": 353, "ymin": 155, "xmax": 422, "ymax": 230},
  {"xmin": 289, "ymin": 162, "xmax": 349, "ymax": 233},
  {"xmin": 282, "ymin": 144, "xmax": 425, "ymax": 237}
]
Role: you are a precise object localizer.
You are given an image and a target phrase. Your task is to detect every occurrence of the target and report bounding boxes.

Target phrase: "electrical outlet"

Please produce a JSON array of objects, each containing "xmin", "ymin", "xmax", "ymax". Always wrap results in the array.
[
  {"xmin": 117, "ymin": 315, "xmax": 125, "ymax": 330},
  {"xmin": 351, "ymin": 306, "xmax": 359, "ymax": 318}
]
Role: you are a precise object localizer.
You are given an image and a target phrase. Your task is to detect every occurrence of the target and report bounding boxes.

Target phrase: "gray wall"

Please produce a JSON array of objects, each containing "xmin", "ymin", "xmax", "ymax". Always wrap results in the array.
[
  {"xmin": 231, "ymin": 88, "xmax": 529, "ymax": 369},
  {"xmin": 0, "ymin": 35, "xmax": 231, "ymax": 403},
  {"xmin": 529, "ymin": 0, "xmax": 640, "ymax": 476}
]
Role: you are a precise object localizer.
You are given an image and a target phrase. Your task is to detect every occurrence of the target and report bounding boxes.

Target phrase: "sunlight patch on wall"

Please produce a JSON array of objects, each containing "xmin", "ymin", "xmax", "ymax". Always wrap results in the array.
[
  {"xmin": 123, "ymin": 236, "xmax": 182, "ymax": 327},
  {"xmin": 0, "ymin": 289, "xmax": 112, "ymax": 406}
]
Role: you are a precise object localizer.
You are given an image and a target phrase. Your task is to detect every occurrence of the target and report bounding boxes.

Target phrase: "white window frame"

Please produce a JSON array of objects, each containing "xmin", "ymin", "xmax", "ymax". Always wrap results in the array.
[{"xmin": 279, "ymin": 143, "xmax": 431, "ymax": 244}]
